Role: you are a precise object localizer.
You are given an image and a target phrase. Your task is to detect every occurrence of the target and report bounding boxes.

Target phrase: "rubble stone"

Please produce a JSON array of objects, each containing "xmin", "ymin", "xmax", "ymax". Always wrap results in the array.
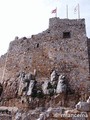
[{"xmin": 76, "ymin": 101, "xmax": 90, "ymax": 112}]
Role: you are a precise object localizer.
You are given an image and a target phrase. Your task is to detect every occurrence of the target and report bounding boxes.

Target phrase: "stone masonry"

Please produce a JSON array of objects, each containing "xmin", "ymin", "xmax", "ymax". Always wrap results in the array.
[{"xmin": 0, "ymin": 17, "xmax": 90, "ymax": 106}]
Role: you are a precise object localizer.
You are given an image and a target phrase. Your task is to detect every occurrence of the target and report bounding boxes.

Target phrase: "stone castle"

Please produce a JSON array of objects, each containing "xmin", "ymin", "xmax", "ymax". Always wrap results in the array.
[{"xmin": 0, "ymin": 17, "xmax": 90, "ymax": 120}]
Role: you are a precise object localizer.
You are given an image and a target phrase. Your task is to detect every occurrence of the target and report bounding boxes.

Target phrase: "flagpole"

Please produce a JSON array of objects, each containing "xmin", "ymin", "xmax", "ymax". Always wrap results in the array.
[
  {"xmin": 78, "ymin": 3, "xmax": 80, "ymax": 19},
  {"xmin": 56, "ymin": 7, "xmax": 57, "ymax": 17},
  {"xmin": 66, "ymin": 5, "xmax": 68, "ymax": 19}
]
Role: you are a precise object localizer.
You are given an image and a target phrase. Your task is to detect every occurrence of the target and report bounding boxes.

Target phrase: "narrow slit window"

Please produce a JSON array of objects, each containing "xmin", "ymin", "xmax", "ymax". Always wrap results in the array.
[
  {"xmin": 36, "ymin": 43, "xmax": 39, "ymax": 48},
  {"xmin": 63, "ymin": 32, "xmax": 71, "ymax": 38}
]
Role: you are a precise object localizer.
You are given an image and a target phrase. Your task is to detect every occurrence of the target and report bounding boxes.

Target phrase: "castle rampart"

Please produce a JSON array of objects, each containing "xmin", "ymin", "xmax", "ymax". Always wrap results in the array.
[{"xmin": 0, "ymin": 17, "xmax": 89, "ymax": 101}]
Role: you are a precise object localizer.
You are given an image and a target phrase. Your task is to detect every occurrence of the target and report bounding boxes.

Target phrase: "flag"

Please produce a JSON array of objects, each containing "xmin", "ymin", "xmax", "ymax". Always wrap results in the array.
[
  {"xmin": 74, "ymin": 5, "xmax": 78, "ymax": 14},
  {"xmin": 51, "ymin": 8, "xmax": 57, "ymax": 14},
  {"xmin": 74, "ymin": 4, "xmax": 80, "ymax": 19}
]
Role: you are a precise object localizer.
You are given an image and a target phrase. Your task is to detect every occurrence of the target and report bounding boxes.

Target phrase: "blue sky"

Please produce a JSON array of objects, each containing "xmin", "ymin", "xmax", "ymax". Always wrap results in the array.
[{"xmin": 0, "ymin": 0, "xmax": 90, "ymax": 56}]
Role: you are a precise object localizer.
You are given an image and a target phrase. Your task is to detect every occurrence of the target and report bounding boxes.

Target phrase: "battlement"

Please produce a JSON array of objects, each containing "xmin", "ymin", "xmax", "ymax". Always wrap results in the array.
[{"xmin": 49, "ymin": 17, "xmax": 85, "ymax": 28}]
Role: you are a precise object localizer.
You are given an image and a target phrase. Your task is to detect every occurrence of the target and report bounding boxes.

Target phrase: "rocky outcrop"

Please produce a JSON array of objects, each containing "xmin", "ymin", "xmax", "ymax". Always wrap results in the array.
[
  {"xmin": 76, "ymin": 96, "xmax": 90, "ymax": 112},
  {"xmin": 56, "ymin": 75, "xmax": 67, "ymax": 94}
]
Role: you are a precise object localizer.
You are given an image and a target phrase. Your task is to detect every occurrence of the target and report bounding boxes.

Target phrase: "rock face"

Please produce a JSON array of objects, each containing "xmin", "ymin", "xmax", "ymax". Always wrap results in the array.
[
  {"xmin": 42, "ymin": 80, "xmax": 49, "ymax": 95},
  {"xmin": 76, "ymin": 96, "xmax": 90, "ymax": 112},
  {"xmin": 0, "ymin": 17, "xmax": 90, "ymax": 119},
  {"xmin": 87, "ymin": 96, "xmax": 90, "ymax": 103},
  {"xmin": 76, "ymin": 101, "xmax": 90, "ymax": 112},
  {"xmin": 56, "ymin": 75, "xmax": 67, "ymax": 94}
]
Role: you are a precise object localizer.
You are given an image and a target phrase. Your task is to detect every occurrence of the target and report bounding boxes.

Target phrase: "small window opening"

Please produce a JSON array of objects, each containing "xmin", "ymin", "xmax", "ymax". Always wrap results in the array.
[
  {"xmin": 47, "ymin": 30, "xmax": 50, "ymax": 33},
  {"xmin": 27, "ymin": 48, "xmax": 30, "ymax": 51},
  {"xmin": 36, "ymin": 43, "xmax": 39, "ymax": 48},
  {"xmin": 63, "ymin": 32, "xmax": 71, "ymax": 38},
  {"xmin": 22, "ymin": 100, "xmax": 24, "ymax": 104}
]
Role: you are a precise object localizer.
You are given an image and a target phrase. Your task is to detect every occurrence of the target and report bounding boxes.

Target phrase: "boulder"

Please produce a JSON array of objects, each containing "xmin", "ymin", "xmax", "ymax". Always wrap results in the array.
[
  {"xmin": 76, "ymin": 101, "xmax": 90, "ymax": 112},
  {"xmin": 87, "ymin": 96, "xmax": 90, "ymax": 103},
  {"xmin": 42, "ymin": 80, "xmax": 49, "ymax": 95},
  {"xmin": 56, "ymin": 75, "xmax": 67, "ymax": 94},
  {"xmin": 50, "ymin": 70, "xmax": 58, "ymax": 82},
  {"xmin": 27, "ymin": 80, "xmax": 36, "ymax": 96}
]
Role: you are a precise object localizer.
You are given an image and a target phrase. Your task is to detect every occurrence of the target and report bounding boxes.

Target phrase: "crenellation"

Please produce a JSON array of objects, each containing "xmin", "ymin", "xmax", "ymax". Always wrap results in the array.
[{"xmin": 49, "ymin": 17, "xmax": 85, "ymax": 28}]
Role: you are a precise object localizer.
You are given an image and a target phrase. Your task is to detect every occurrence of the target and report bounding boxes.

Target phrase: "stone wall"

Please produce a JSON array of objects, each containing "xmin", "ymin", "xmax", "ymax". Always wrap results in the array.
[
  {"xmin": 0, "ymin": 17, "xmax": 89, "ymax": 103},
  {"xmin": 87, "ymin": 38, "xmax": 90, "ymax": 73}
]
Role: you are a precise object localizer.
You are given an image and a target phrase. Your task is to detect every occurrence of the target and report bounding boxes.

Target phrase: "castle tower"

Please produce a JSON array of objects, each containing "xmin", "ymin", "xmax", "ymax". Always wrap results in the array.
[{"xmin": 48, "ymin": 17, "xmax": 89, "ymax": 91}]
